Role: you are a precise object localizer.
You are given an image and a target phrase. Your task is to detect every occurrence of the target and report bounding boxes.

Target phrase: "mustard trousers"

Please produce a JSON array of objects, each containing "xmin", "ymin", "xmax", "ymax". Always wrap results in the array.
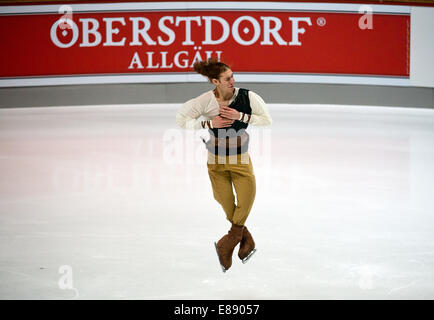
[{"xmin": 207, "ymin": 153, "xmax": 256, "ymax": 226}]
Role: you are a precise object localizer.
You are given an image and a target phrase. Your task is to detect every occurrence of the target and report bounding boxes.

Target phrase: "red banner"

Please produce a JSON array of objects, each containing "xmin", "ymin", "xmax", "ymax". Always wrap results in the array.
[{"xmin": 0, "ymin": 2, "xmax": 410, "ymax": 83}]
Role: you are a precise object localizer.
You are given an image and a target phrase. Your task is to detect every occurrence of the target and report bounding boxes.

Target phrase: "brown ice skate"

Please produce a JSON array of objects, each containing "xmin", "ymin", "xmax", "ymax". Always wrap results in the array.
[
  {"xmin": 238, "ymin": 226, "xmax": 257, "ymax": 264},
  {"xmin": 214, "ymin": 223, "xmax": 244, "ymax": 272}
]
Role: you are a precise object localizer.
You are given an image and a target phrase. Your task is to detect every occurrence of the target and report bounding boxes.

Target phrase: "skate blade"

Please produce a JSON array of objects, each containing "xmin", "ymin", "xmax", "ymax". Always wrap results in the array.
[
  {"xmin": 214, "ymin": 242, "xmax": 227, "ymax": 273},
  {"xmin": 242, "ymin": 248, "xmax": 257, "ymax": 264}
]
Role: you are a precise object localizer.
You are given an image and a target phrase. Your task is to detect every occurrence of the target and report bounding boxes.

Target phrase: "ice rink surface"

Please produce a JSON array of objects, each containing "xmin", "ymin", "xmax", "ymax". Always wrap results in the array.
[{"xmin": 1, "ymin": 103, "xmax": 434, "ymax": 299}]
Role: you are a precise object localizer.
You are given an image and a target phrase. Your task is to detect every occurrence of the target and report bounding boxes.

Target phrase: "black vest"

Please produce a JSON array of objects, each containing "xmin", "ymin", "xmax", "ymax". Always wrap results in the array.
[
  {"xmin": 206, "ymin": 88, "xmax": 252, "ymax": 155},
  {"xmin": 210, "ymin": 88, "xmax": 251, "ymax": 137}
]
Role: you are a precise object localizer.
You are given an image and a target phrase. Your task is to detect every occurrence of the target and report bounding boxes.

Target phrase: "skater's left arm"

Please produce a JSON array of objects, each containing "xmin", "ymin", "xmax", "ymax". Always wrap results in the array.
[{"xmin": 239, "ymin": 91, "xmax": 272, "ymax": 126}]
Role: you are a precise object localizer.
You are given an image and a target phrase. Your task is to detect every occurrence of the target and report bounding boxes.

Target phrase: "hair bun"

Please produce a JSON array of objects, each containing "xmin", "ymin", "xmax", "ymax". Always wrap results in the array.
[{"xmin": 193, "ymin": 58, "xmax": 230, "ymax": 81}]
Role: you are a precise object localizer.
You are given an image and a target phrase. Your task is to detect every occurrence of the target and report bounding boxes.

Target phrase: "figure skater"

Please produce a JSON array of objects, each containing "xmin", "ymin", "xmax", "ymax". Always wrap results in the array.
[{"xmin": 176, "ymin": 58, "xmax": 272, "ymax": 272}]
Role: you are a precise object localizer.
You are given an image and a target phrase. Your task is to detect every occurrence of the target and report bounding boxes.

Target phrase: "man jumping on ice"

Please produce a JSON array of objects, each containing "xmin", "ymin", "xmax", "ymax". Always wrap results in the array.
[{"xmin": 176, "ymin": 58, "xmax": 272, "ymax": 272}]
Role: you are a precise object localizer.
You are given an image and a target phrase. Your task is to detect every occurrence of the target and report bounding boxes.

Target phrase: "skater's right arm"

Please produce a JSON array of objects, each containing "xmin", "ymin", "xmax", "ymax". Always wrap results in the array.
[
  {"xmin": 176, "ymin": 94, "xmax": 233, "ymax": 130},
  {"xmin": 176, "ymin": 97, "xmax": 208, "ymax": 130}
]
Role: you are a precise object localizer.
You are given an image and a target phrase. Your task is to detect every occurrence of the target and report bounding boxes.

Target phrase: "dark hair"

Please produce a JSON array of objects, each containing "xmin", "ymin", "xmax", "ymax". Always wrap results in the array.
[{"xmin": 193, "ymin": 58, "xmax": 230, "ymax": 81}]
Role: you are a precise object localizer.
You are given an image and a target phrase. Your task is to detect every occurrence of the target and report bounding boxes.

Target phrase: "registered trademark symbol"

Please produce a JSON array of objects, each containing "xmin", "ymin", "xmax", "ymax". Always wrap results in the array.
[{"xmin": 317, "ymin": 17, "xmax": 326, "ymax": 26}]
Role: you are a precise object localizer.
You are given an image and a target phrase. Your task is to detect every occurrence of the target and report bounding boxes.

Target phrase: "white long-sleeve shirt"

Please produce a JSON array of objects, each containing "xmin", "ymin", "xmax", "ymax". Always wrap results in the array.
[{"xmin": 176, "ymin": 87, "xmax": 272, "ymax": 130}]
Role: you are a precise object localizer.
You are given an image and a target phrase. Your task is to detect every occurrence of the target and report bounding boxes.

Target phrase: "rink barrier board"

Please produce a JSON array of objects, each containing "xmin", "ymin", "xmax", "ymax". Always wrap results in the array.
[{"xmin": 0, "ymin": 1, "xmax": 416, "ymax": 87}]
